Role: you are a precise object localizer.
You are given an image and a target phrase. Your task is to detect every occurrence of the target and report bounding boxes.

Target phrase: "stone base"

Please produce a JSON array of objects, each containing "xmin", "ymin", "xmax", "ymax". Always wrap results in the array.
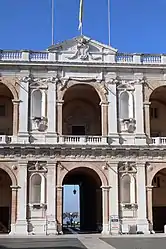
[
  {"xmin": 28, "ymin": 219, "xmax": 46, "ymax": 235},
  {"xmin": 46, "ymin": 219, "xmax": 58, "ymax": 235},
  {"xmin": 135, "ymin": 134, "xmax": 147, "ymax": 145},
  {"xmin": 108, "ymin": 134, "xmax": 119, "ymax": 145},
  {"xmin": 45, "ymin": 133, "xmax": 58, "ymax": 144},
  {"xmin": 136, "ymin": 219, "xmax": 150, "ymax": 234},
  {"xmin": 13, "ymin": 220, "xmax": 28, "ymax": 235},
  {"xmin": 18, "ymin": 132, "xmax": 29, "ymax": 144},
  {"xmin": 101, "ymin": 223, "xmax": 110, "ymax": 235}
]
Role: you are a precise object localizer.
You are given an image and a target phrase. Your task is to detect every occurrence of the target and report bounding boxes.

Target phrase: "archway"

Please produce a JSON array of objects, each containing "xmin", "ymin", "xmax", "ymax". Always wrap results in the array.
[
  {"xmin": 62, "ymin": 84, "xmax": 101, "ymax": 135},
  {"xmin": 152, "ymin": 168, "xmax": 166, "ymax": 232},
  {"xmin": 0, "ymin": 169, "xmax": 12, "ymax": 233},
  {"xmin": 149, "ymin": 86, "xmax": 166, "ymax": 138},
  {"xmin": 62, "ymin": 167, "xmax": 102, "ymax": 233},
  {"xmin": 0, "ymin": 83, "xmax": 14, "ymax": 135}
]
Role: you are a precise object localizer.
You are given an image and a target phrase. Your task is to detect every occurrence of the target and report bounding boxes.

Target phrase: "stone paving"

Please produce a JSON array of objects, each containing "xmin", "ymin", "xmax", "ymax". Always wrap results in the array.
[{"xmin": 1, "ymin": 234, "xmax": 166, "ymax": 249}]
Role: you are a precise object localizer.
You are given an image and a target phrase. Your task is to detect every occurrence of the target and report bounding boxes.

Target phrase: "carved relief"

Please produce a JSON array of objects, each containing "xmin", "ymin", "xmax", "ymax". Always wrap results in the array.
[
  {"xmin": 28, "ymin": 161, "xmax": 47, "ymax": 173},
  {"xmin": 66, "ymin": 37, "xmax": 101, "ymax": 61}
]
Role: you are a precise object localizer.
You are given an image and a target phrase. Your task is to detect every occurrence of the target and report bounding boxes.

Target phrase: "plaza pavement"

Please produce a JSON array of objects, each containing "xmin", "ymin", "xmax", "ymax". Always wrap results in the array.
[{"xmin": 0, "ymin": 233, "xmax": 166, "ymax": 249}]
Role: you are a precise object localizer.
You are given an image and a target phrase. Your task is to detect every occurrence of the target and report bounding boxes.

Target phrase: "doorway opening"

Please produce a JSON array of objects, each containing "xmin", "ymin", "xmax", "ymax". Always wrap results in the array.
[
  {"xmin": 62, "ymin": 167, "xmax": 102, "ymax": 234},
  {"xmin": 0, "ymin": 169, "xmax": 12, "ymax": 233},
  {"xmin": 152, "ymin": 168, "xmax": 166, "ymax": 232}
]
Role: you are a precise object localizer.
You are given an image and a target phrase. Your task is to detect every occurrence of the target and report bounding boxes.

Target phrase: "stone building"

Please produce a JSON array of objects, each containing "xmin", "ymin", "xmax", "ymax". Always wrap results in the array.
[{"xmin": 0, "ymin": 35, "xmax": 166, "ymax": 235}]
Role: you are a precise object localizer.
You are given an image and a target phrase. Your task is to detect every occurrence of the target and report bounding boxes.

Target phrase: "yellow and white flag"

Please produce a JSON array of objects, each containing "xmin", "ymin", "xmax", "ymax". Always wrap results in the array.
[{"xmin": 78, "ymin": 0, "xmax": 83, "ymax": 30}]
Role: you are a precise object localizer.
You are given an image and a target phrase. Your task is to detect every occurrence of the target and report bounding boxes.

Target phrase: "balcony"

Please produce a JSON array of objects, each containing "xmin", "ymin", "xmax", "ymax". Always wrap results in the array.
[{"xmin": 58, "ymin": 135, "xmax": 107, "ymax": 145}]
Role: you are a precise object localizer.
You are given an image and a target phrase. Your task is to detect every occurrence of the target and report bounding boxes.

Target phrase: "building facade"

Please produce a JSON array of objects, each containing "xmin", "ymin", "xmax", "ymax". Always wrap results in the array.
[{"xmin": 0, "ymin": 36, "xmax": 166, "ymax": 235}]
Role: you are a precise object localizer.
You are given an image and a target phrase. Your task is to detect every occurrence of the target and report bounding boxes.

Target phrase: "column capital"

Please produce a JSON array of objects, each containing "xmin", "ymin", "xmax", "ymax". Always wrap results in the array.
[
  {"xmin": 12, "ymin": 99, "xmax": 21, "ymax": 104},
  {"xmin": 10, "ymin": 185, "xmax": 20, "ymax": 191},
  {"xmin": 56, "ymin": 185, "xmax": 63, "ymax": 190},
  {"xmin": 101, "ymin": 186, "xmax": 112, "ymax": 191},
  {"xmin": 146, "ymin": 185, "xmax": 154, "ymax": 191},
  {"xmin": 56, "ymin": 100, "xmax": 64, "ymax": 105},
  {"xmin": 143, "ymin": 101, "xmax": 151, "ymax": 106}
]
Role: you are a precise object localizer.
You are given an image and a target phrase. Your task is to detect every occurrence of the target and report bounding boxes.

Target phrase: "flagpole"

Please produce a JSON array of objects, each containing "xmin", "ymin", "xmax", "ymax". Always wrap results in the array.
[
  {"xmin": 108, "ymin": 0, "xmax": 111, "ymax": 46},
  {"xmin": 51, "ymin": 0, "xmax": 55, "ymax": 45}
]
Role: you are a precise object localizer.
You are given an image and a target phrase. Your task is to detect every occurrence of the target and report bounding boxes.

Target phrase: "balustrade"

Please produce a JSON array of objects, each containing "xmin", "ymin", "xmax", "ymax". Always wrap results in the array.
[{"xmin": 0, "ymin": 49, "xmax": 165, "ymax": 65}]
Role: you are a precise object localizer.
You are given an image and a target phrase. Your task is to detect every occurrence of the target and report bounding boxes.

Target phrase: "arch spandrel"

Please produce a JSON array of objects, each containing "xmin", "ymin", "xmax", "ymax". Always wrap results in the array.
[
  {"xmin": 58, "ymin": 162, "xmax": 109, "ymax": 187},
  {"xmin": 0, "ymin": 77, "xmax": 19, "ymax": 100},
  {"xmin": 57, "ymin": 80, "xmax": 107, "ymax": 103},
  {"xmin": 0, "ymin": 164, "xmax": 17, "ymax": 186},
  {"xmin": 146, "ymin": 163, "xmax": 166, "ymax": 186}
]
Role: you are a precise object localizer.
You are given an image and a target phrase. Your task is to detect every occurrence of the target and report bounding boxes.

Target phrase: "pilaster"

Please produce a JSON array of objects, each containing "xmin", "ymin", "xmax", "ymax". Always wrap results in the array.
[
  {"xmin": 18, "ymin": 72, "xmax": 30, "ymax": 143},
  {"xmin": 10, "ymin": 186, "xmax": 19, "ymax": 234},
  {"xmin": 136, "ymin": 162, "xmax": 149, "ymax": 233},
  {"xmin": 144, "ymin": 102, "xmax": 151, "ymax": 139},
  {"xmin": 107, "ymin": 79, "xmax": 119, "ymax": 145},
  {"xmin": 108, "ymin": 162, "xmax": 119, "ymax": 234},
  {"xmin": 45, "ymin": 73, "xmax": 58, "ymax": 143},
  {"xmin": 134, "ymin": 80, "xmax": 146, "ymax": 145},
  {"xmin": 56, "ymin": 186, "xmax": 63, "ymax": 234},
  {"xmin": 101, "ymin": 186, "xmax": 111, "ymax": 235},
  {"xmin": 57, "ymin": 101, "xmax": 64, "ymax": 135},
  {"xmin": 15, "ymin": 161, "xmax": 28, "ymax": 235},
  {"xmin": 46, "ymin": 162, "xmax": 58, "ymax": 235}
]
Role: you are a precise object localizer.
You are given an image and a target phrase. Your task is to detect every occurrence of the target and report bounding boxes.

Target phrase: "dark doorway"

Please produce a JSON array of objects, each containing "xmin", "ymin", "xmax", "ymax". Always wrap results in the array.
[
  {"xmin": 72, "ymin": 126, "xmax": 85, "ymax": 135},
  {"xmin": 0, "ymin": 169, "xmax": 12, "ymax": 233},
  {"xmin": 153, "ymin": 207, "xmax": 166, "ymax": 232},
  {"xmin": 62, "ymin": 167, "xmax": 102, "ymax": 234}
]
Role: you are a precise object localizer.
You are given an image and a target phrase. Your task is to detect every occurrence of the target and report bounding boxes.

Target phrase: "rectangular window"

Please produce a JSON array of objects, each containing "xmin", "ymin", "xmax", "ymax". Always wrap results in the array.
[
  {"xmin": 150, "ymin": 107, "xmax": 158, "ymax": 119},
  {"xmin": 0, "ymin": 105, "xmax": 5, "ymax": 117}
]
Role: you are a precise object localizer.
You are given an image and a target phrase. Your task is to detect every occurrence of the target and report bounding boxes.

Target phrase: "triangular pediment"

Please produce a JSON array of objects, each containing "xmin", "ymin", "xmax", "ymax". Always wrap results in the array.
[{"xmin": 48, "ymin": 35, "xmax": 117, "ymax": 54}]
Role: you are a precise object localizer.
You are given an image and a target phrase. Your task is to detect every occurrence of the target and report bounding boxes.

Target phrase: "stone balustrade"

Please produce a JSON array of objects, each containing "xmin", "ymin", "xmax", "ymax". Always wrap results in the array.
[
  {"xmin": 0, "ymin": 50, "xmax": 165, "ymax": 65},
  {"xmin": 0, "ymin": 135, "xmax": 166, "ymax": 145}
]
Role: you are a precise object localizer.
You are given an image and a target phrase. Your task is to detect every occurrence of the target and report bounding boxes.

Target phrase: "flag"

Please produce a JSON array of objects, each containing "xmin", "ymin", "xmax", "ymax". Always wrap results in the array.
[{"xmin": 78, "ymin": 0, "xmax": 83, "ymax": 30}]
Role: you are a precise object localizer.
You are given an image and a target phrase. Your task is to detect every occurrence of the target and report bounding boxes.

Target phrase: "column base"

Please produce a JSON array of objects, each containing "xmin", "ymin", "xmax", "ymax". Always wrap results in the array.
[
  {"xmin": 28, "ymin": 219, "xmax": 46, "ymax": 235},
  {"xmin": 13, "ymin": 220, "xmax": 28, "ymax": 235},
  {"xmin": 136, "ymin": 219, "xmax": 150, "ymax": 234},
  {"xmin": 46, "ymin": 219, "xmax": 58, "ymax": 235},
  {"xmin": 45, "ymin": 133, "xmax": 58, "ymax": 144},
  {"xmin": 18, "ymin": 132, "xmax": 29, "ymax": 144},
  {"xmin": 135, "ymin": 134, "xmax": 147, "ymax": 145},
  {"xmin": 101, "ymin": 223, "xmax": 110, "ymax": 235},
  {"xmin": 108, "ymin": 134, "xmax": 119, "ymax": 145}
]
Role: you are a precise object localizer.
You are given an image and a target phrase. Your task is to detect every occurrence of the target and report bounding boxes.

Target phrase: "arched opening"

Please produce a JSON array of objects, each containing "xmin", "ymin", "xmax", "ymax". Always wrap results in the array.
[
  {"xmin": 62, "ymin": 84, "xmax": 101, "ymax": 135},
  {"xmin": 150, "ymin": 86, "xmax": 166, "ymax": 138},
  {"xmin": 62, "ymin": 167, "xmax": 102, "ymax": 233},
  {"xmin": 0, "ymin": 169, "xmax": 12, "ymax": 233},
  {"xmin": 152, "ymin": 168, "xmax": 166, "ymax": 232},
  {"xmin": 0, "ymin": 83, "xmax": 13, "ymax": 135}
]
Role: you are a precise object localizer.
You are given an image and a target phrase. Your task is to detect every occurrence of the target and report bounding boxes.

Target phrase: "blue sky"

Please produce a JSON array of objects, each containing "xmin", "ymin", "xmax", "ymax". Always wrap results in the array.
[{"xmin": 1, "ymin": 0, "xmax": 166, "ymax": 53}]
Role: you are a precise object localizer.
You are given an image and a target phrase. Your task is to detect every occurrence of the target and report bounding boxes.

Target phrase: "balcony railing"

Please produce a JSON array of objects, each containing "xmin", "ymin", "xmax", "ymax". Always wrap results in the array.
[
  {"xmin": 151, "ymin": 137, "xmax": 166, "ymax": 145},
  {"xmin": 0, "ymin": 50, "xmax": 165, "ymax": 65},
  {"xmin": 1, "ymin": 135, "xmax": 166, "ymax": 145}
]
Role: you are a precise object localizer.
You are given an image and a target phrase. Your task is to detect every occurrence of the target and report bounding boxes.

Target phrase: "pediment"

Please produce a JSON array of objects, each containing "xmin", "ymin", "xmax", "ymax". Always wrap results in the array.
[{"xmin": 47, "ymin": 36, "xmax": 117, "ymax": 62}]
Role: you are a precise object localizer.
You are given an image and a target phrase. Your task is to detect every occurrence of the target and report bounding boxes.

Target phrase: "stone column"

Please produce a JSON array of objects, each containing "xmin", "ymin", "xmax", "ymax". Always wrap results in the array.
[
  {"xmin": 56, "ymin": 186, "xmax": 63, "ymax": 234},
  {"xmin": 101, "ymin": 186, "xmax": 110, "ymax": 235},
  {"xmin": 100, "ymin": 102, "xmax": 108, "ymax": 136},
  {"xmin": 12, "ymin": 100, "xmax": 20, "ymax": 138},
  {"xmin": 15, "ymin": 162, "xmax": 28, "ymax": 234},
  {"xmin": 57, "ymin": 101, "xmax": 64, "ymax": 135},
  {"xmin": 96, "ymin": 189, "xmax": 102, "ymax": 230},
  {"xmin": 108, "ymin": 163, "xmax": 119, "ymax": 234},
  {"xmin": 146, "ymin": 186, "xmax": 153, "ymax": 225},
  {"xmin": 10, "ymin": 186, "xmax": 19, "ymax": 234},
  {"xmin": 136, "ymin": 163, "xmax": 149, "ymax": 233},
  {"xmin": 18, "ymin": 73, "xmax": 29, "ymax": 143},
  {"xmin": 46, "ymin": 162, "xmax": 57, "ymax": 235},
  {"xmin": 134, "ymin": 82, "xmax": 146, "ymax": 145},
  {"xmin": 107, "ymin": 81, "xmax": 119, "ymax": 144},
  {"xmin": 46, "ymin": 80, "xmax": 58, "ymax": 143},
  {"xmin": 144, "ymin": 102, "xmax": 151, "ymax": 138}
]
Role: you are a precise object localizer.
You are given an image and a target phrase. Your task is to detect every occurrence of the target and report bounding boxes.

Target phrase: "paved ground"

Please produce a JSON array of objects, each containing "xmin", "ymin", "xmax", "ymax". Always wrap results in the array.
[
  {"xmin": 0, "ymin": 238, "xmax": 86, "ymax": 249},
  {"xmin": 101, "ymin": 236, "xmax": 166, "ymax": 249},
  {"xmin": 1, "ymin": 235, "xmax": 166, "ymax": 249}
]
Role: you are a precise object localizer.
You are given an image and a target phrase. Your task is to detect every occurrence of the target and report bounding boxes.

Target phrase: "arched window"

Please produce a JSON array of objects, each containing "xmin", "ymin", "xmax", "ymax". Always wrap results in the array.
[
  {"xmin": 120, "ymin": 91, "xmax": 134, "ymax": 119},
  {"xmin": 120, "ymin": 92, "xmax": 129, "ymax": 119},
  {"xmin": 31, "ymin": 90, "xmax": 42, "ymax": 118},
  {"xmin": 121, "ymin": 174, "xmax": 130, "ymax": 203},
  {"xmin": 120, "ymin": 174, "xmax": 136, "ymax": 204},
  {"xmin": 30, "ymin": 174, "xmax": 45, "ymax": 204}
]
